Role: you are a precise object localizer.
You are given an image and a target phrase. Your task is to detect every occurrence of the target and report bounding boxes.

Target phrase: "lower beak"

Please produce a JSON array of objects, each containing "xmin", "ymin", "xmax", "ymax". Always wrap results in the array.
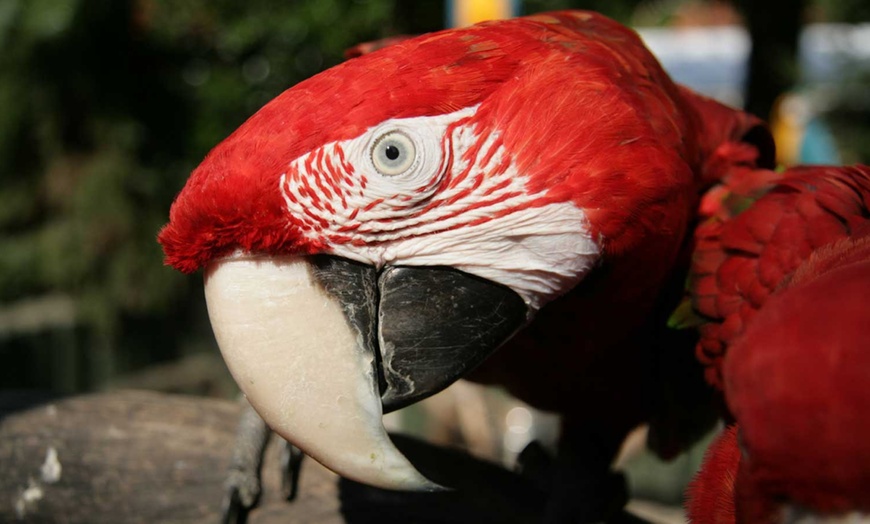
[{"xmin": 204, "ymin": 255, "xmax": 526, "ymax": 490}]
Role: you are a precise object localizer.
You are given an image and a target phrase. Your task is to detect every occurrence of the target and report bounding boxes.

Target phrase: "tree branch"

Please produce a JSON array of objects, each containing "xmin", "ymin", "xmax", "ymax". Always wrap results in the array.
[{"xmin": 0, "ymin": 390, "xmax": 342, "ymax": 523}]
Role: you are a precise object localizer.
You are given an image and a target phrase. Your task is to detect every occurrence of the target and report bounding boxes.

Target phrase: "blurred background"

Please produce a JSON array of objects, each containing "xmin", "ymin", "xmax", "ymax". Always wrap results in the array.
[{"xmin": 1, "ymin": 0, "xmax": 868, "ymax": 518}]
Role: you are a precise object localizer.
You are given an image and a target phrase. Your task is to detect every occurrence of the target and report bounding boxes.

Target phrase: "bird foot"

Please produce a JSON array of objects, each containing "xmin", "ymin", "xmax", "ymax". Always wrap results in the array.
[
  {"xmin": 221, "ymin": 474, "xmax": 259, "ymax": 524},
  {"xmin": 219, "ymin": 400, "xmax": 272, "ymax": 524},
  {"xmin": 220, "ymin": 400, "xmax": 309, "ymax": 523},
  {"xmin": 338, "ymin": 434, "xmax": 646, "ymax": 524},
  {"xmin": 516, "ymin": 440, "xmax": 635, "ymax": 524}
]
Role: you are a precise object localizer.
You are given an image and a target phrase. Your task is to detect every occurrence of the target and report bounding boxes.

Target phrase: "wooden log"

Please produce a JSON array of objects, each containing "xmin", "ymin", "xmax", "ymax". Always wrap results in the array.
[
  {"xmin": 0, "ymin": 390, "xmax": 342, "ymax": 523},
  {"xmin": 0, "ymin": 390, "xmax": 670, "ymax": 523}
]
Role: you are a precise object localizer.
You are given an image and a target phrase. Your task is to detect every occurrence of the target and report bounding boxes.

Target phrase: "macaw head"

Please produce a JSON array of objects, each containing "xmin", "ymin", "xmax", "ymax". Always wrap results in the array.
[{"xmin": 159, "ymin": 11, "xmax": 708, "ymax": 490}]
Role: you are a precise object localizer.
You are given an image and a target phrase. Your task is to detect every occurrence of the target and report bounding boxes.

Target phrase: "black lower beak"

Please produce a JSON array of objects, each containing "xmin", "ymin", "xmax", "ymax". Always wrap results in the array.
[{"xmin": 310, "ymin": 255, "xmax": 527, "ymax": 412}]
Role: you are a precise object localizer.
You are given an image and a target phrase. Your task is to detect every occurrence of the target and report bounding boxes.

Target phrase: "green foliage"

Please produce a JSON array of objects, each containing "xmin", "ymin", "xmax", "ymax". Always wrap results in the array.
[
  {"xmin": 0, "ymin": 0, "xmax": 398, "ymax": 390},
  {"xmin": 812, "ymin": 0, "xmax": 870, "ymax": 22}
]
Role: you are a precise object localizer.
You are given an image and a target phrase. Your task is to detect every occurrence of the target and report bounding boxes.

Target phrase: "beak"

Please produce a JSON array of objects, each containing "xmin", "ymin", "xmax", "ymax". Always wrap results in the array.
[{"xmin": 204, "ymin": 255, "xmax": 526, "ymax": 490}]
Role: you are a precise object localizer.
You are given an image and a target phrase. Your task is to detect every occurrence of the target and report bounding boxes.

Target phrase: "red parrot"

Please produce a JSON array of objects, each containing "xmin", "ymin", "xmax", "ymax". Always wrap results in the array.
[
  {"xmin": 684, "ymin": 165, "xmax": 870, "ymax": 522},
  {"xmin": 158, "ymin": 10, "xmax": 772, "ymax": 518}
]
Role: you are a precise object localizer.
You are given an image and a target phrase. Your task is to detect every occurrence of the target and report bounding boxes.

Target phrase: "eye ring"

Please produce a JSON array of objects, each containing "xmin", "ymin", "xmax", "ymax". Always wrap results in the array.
[{"xmin": 371, "ymin": 131, "xmax": 417, "ymax": 176}]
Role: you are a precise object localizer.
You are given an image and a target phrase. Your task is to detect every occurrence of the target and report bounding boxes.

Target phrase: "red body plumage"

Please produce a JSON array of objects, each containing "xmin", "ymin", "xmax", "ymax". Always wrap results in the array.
[
  {"xmin": 688, "ymin": 165, "xmax": 870, "ymax": 389},
  {"xmin": 726, "ymin": 227, "xmax": 870, "ymax": 518},
  {"xmin": 687, "ymin": 166, "xmax": 870, "ymax": 522}
]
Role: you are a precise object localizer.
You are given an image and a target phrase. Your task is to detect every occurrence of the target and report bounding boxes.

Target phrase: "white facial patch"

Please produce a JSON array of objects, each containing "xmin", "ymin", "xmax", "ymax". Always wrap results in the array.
[{"xmin": 281, "ymin": 106, "xmax": 600, "ymax": 311}]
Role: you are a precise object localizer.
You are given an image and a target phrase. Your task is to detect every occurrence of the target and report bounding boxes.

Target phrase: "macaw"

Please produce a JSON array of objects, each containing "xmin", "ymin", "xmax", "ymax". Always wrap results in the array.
[
  {"xmin": 683, "ymin": 165, "xmax": 870, "ymax": 522},
  {"xmin": 158, "ymin": 10, "xmax": 773, "ymax": 519}
]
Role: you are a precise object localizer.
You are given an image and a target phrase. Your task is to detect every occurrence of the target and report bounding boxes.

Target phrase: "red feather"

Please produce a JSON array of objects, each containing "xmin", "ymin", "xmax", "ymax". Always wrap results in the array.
[
  {"xmin": 686, "ymin": 165, "xmax": 870, "ymax": 390},
  {"xmin": 687, "ymin": 425, "xmax": 740, "ymax": 524}
]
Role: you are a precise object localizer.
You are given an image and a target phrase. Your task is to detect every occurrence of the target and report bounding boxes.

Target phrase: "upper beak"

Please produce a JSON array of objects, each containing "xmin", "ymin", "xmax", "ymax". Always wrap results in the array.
[{"xmin": 204, "ymin": 254, "xmax": 526, "ymax": 490}]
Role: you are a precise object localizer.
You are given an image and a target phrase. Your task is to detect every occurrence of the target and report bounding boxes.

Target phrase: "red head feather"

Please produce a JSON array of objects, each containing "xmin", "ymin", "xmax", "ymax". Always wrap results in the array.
[
  {"xmin": 158, "ymin": 11, "xmax": 724, "ymax": 275},
  {"xmin": 157, "ymin": 17, "xmax": 521, "ymax": 273}
]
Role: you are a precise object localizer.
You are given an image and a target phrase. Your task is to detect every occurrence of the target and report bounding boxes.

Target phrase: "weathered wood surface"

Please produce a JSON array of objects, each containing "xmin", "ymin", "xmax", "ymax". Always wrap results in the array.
[
  {"xmin": 0, "ymin": 390, "xmax": 341, "ymax": 523},
  {"xmin": 0, "ymin": 390, "xmax": 672, "ymax": 524},
  {"xmin": 0, "ymin": 391, "xmax": 557, "ymax": 524}
]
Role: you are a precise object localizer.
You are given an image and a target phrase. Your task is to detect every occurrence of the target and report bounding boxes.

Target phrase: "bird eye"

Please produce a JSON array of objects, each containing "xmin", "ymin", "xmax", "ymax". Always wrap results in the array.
[{"xmin": 371, "ymin": 131, "xmax": 416, "ymax": 176}]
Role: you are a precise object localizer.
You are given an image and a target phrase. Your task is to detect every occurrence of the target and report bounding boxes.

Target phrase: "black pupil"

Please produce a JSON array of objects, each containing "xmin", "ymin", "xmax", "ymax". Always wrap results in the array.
[{"xmin": 385, "ymin": 144, "xmax": 400, "ymax": 161}]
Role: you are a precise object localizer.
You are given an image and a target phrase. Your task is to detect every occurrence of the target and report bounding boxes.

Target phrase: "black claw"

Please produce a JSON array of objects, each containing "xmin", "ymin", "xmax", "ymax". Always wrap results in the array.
[
  {"xmin": 542, "ymin": 466, "xmax": 629, "ymax": 523},
  {"xmin": 515, "ymin": 440, "xmax": 554, "ymax": 492},
  {"xmin": 280, "ymin": 441, "xmax": 305, "ymax": 501},
  {"xmin": 221, "ymin": 486, "xmax": 250, "ymax": 524}
]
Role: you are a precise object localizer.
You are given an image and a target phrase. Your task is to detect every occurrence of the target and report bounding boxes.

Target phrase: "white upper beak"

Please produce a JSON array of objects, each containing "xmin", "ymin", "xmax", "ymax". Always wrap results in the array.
[{"xmin": 204, "ymin": 255, "xmax": 438, "ymax": 491}]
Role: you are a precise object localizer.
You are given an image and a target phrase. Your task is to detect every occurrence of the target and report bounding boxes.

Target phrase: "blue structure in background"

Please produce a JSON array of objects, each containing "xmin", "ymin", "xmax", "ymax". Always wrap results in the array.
[
  {"xmin": 638, "ymin": 24, "xmax": 870, "ymax": 105},
  {"xmin": 638, "ymin": 24, "xmax": 870, "ymax": 164}
]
